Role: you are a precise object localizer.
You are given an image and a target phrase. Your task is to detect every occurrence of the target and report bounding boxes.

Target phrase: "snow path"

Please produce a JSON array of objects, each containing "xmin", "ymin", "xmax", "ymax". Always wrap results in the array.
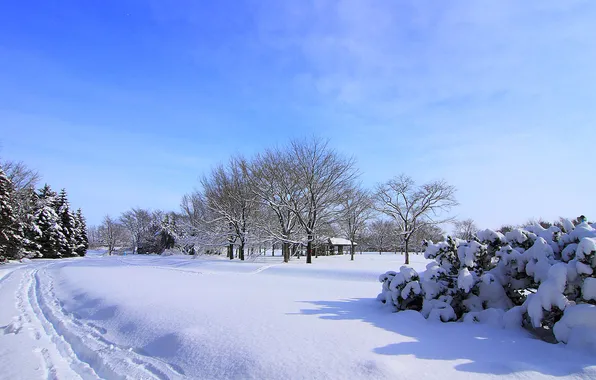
[
  {"xmin": 1, "ymin": 262, "xmax": 82, "ymax": 380},
  {"xmin": 1, "ymin": 263, "xmax": 184, "ymax": 380},
  {"xmin": 1, "ymin": 254, "xmax": 596, "ymax": 380}
]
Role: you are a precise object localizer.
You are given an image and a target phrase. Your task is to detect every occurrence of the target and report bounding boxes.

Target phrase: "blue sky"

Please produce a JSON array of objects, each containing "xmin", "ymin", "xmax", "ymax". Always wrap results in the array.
[{"xmin": 1, "ymin": 0, "xmax": 595, "ymax": 229}]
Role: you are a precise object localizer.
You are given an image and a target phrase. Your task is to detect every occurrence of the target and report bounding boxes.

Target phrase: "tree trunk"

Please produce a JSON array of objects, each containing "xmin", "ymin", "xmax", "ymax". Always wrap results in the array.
[
  {"xmin": 272, "ymin": 243, "xmax": 275, "ymax": 257},
  {"xmin": 228, "ymin": 244, "xmax": 234, "ymax": 260},
  {"xmin": 350, "ymin": 243, "xmax": 355, "ymax": 261},
  {"xmin": 282, "ymin": 242, "xmax": 289, "ymax": 263},
  {"xmin": 404, "ymin": 239, "xmax": 410, "ymax": 265},
  {"xmin": 306, "ymin": 236, "xmax": 312, "ymax": 264},
  {"xmin": 239, "ymin": 244, "xmax": 245, "ymax": 261}
]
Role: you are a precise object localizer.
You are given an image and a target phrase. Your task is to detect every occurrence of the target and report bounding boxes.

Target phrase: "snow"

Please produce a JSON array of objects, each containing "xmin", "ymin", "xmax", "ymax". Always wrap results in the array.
[
  {"xmin": 457, "ymin": 268, "xmax": 474, "ymax": 292},
  {"xmin": 524, "ymin": 237, "xmax": 555, "ymax": 283},
  {"xmin": 477, "ymin": 229, "xmax": 504, "ymax": 243},
  {"xmin": 457, "ymin": 241, "xmax": 483, "ymax": 268},
  {"xmin": 328, "ymin": 237, "xmax": 355, "ymax": 246},
  {"xmin": 478, "ymin": 274, "xmax": 513, "ymax": 310},
  {"xmin": 463, "ymin": 308, "xmax": 505, "ymax": 328},
  {"xmin": 526, "ymin": 263, "xmax": 570, "ymax": 328},
  {"xmin": 576, "ymin": 261, "xmax": 594, "ymax": 275},
  {"xmin": 582, "ymin": 278, "xmax": 596, "ymax": 301},
  {"xmin": 502, "ymin": 306, "xmax": 524, "ymax": 330},
  {"xmin": 1, "ymin": 253, "xmax": 595, "ymax": 379},
  {"xmin": 423, "ymin": 298, "xmax": 457, "ymax": 322},
  {"xmin": 562, "ymin": 219, "xmax": 575, "ymax": 234},
  {"xmin": 401, "ymin": 281, "xmax": 422, "ymax": 300},
  {"xmin": 569, "ymin": 223, "xmax": 596, "ymax": 241},
  {"xmin": 561, "ymin": 243, "xmax": 578, "ymax": 261},
  {"xmin": 554, "ymin": 304, "xmax": 596, "ymax": 354},
  {"xmin": 576, "ymin": 237, "xmax": 596, "ymax": 260},
  {"xmin": 505, "ymin": 229, "xmax": 529, "ymax": 244}
]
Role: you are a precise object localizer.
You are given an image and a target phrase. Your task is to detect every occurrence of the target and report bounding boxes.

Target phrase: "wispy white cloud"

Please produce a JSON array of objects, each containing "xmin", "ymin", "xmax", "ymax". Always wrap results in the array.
[
  {"xmin": 246, "ymin": 0, "xmax": 596, "ymax": 227},
  {"xmin": 3, "ymin": 0, "xmax": 595, "ymax": 228},
  {"xmin": 250, "ymin": 0, "xmax": 596, "ymax": 120}
]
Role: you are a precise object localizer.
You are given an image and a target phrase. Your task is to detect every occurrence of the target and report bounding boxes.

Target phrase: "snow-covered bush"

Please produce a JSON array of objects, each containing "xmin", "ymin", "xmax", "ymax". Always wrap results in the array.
[
  {"xmin": 378, "ymin": 217, "xmax": 596, "ymax": 348},
  {"xmin": 377, "ymin": 266, "xmax": 423, "ymax": 311}
]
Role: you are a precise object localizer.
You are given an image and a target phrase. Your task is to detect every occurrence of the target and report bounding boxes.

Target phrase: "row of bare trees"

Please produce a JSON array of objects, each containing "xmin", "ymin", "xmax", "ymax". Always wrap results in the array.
[
  {"xmin": 178, "ymin": 137, "xmax": 459, "ymax": 264},
  {"xmin": 88, "ymin": 209, "xmax": 178, "ymax": 255}
]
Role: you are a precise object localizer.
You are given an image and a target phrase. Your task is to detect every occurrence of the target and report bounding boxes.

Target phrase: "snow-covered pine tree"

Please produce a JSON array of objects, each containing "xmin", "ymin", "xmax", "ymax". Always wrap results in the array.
[
  {"xmin": 36, "ymin": 184, "xmax": 66, "ymax": 258},
  {"xmin": 56, "ymin": 188, "xmax": 77, "ymax": 257},
  {"xmin": 74, "ymin": 208, "xmax": 88, "ymax": 256},
  {"xmin": 160, "ymin": 214, "xmax": 178, "ymax": 251},
  {"xmin": 38, "ymin": 184, "xmax": 57, "ymax": 207},
  {"xmin": 0, "ymin": 168, "xmax": 24, "ymax": 259},
  {"xmin": 20, "ymin": 187, "xmax": 42, "ymax": 258}
]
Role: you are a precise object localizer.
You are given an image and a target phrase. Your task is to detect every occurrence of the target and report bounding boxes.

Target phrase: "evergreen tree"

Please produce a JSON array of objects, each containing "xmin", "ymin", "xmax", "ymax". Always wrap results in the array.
[
  {"xmin": 138, "ymin": 222, "xmax": 163, "ymax": 254},
  {"xmin": 0, "ymin": 168, "xmax": 23, "ymax": 259},
  {"xmin": 35, "ymin": 184, "xmax": 65, "ymax": 258},
  {"xmin": 38, "ymin": 184, "xmax": 57, "ymax": 207},
  {"xmin": 20, "ymin": 187, "xmax": 42, "ymax": 257},
  {"xmin": 74, "ymin": 208, "xmax": 88, "ymax": 256},
  {"xmin": 160, "ymin": 214, "xmax": 178, "ymax": 251},
  {"xmin": 56, "ymin": 189, "xmax": 77, "ymax": 257}
]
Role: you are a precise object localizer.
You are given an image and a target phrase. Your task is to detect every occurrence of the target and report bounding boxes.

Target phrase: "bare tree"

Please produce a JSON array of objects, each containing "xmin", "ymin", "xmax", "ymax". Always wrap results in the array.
[
  {"xmin": 374, "ymin": 174, "xmax": 458, "ymax": 264},
  {"xmin": 288, "ymin": 137, "xmax": 358, "ymax": 264},
  {"xmin": 337, "ymin": 187, "xmax": 374, "ymax": 261},
  {"xmin": 101, "ymin": 215, "xmax": 126, "ymax": 255},
  {"xmin": 1, "ymin": 161, "xmax": 41, "ymax": 227},
  {"xmin": 0, "ymin": 160, "xmax": 40, "ymax": 191},
  {"xmin": 120, "ymin": 208, "xmax": 153, "ymax": 253},
  {"xmin": 202, "ymin": 157, "xmax": 256, "ymax": 261},
  {"xmin": 452, "ymin": 218, "xmax": 478, "ymax": 241},
  {"xmin": 180, "ymin": 190, "xmax": 229, "ymax": 254},
  {"xmin": 411, "ymin": 223, "xmax": 445, "ymax": 250},
  {"xmin": 368, "ymin": 219, "xmax": 396, "ymax": 255},
  {"xmin": 87, "ymin": 225, "xmax": 103, "ymax": 248},
  {"xmin": 245, "ymin": 148, "xmax": 302, "ymax": 263}
]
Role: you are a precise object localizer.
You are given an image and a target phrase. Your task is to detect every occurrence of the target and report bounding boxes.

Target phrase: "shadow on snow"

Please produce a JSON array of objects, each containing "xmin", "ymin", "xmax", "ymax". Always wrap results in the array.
[{"xmin": 294, "ymin": 298, "xmax": 595, "ymax": 377}]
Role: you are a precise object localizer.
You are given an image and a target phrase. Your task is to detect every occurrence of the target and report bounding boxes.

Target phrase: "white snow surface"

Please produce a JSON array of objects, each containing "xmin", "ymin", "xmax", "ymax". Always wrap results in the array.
[
  {"xmin": 554, "ymin": 304, "xmax": 596, "ymax": 354},
  {"xmin": 1, "ymin": 253, "xmax": 595, "ymax": 380},
  {"xmin": 477, "ymin": 229, "xmax": 505, "ymax": 243},
  {"xmin": 583, "ymin": 278, "xmax": 596, "ymax": 302},
  {"xmin": 576, "ymin": 237, "xmax": 596, "ymax": 261},
  {"xmin": 457, "ymin": 268, "xmax": 475, "ymax": 292}
]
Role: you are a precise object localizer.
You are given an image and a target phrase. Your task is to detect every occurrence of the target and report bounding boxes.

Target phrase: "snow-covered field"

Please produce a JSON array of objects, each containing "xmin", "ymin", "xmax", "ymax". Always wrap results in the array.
[{"xmin": 1, "ymin": 253, "xmax": 595, "ymax": 380}]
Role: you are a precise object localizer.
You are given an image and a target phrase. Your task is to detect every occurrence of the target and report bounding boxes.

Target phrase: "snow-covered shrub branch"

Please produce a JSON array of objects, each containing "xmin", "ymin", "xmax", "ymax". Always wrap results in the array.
[{"xmin": 378, "ymin": 217, "xmax": 596, "ymax": 350}]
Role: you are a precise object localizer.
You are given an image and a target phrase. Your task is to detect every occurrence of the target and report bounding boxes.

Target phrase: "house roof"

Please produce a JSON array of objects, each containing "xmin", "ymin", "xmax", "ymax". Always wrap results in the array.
[{"xmin": 328, "ymin": 237, "xmax": 356, "ymax": 246}]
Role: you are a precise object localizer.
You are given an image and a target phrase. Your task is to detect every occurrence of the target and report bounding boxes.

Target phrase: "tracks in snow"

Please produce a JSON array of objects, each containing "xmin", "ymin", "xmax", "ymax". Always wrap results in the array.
[{"xmin": 13, "ymin": 264, "xmax": 185, "ymax": 380}]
